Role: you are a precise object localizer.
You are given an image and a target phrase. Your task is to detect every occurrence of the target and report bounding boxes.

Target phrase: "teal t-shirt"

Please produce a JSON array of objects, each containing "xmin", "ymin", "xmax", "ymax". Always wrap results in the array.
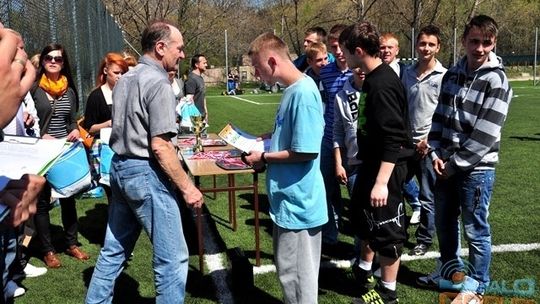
[{"xmin": 267, "ymin": 76, "xmax": 328, "ymax": 230}]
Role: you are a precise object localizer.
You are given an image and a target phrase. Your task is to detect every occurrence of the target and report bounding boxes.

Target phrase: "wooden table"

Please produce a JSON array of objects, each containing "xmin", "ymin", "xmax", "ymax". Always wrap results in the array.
[{"xmin": 177, "ymin": 135, "xmax": 261, "ymax": 272}]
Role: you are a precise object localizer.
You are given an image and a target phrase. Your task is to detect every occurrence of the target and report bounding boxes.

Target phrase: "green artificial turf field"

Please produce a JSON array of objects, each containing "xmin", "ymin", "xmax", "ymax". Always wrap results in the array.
[{"xmin": 15, "ymin": 82, "xmax": 539, "ymax": 303}]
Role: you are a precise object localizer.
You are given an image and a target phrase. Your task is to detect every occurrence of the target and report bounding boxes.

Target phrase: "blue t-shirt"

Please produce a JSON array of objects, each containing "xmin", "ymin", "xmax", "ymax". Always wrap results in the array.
[{"xmin": 266, "ymin": 76, "xmax": 327, "ymax": 230}]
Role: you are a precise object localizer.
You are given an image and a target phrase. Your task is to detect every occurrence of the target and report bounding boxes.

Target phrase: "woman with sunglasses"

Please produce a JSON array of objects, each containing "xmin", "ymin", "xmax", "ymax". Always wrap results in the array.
[
  {"xmin": 32, "ymin": 43, "xmax": 89, "ymax": 268},
  {"xmin": 81, "ymin": 53, "xmax": 128, "ymax": 199}
]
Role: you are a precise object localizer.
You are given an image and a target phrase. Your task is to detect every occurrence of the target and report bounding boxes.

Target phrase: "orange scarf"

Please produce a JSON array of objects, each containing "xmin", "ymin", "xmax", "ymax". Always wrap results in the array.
[{"xmin": 39, "ymin": 74, "xmax": 68, "ymax": 98}]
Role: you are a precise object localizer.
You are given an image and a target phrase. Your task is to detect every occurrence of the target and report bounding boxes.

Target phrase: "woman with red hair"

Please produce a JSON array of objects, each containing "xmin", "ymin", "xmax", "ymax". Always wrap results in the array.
[
  {"xmin": 81, "ymin": 53, "xmax": 128, "ymax": 201},
  {"xmin": 82, "ymin": 53, "xmax": 128, "ymax": 135}
]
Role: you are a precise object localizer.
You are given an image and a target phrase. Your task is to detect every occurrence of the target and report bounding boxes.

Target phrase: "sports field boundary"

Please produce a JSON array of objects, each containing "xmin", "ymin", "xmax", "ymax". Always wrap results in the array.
[
  {"xmin": 202, "ymin": 242, "xmax": 540, "ymax": 275},
  {"xmin": 227, "ymin": 95, "xmax": 280, "ymax": 105}
]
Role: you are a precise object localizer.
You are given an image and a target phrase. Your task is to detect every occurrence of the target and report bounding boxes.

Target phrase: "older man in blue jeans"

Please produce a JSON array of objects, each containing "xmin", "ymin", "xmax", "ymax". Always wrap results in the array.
[{"xmin": 85, "ymin": 21, "xmax": 203, "ymax": 304}]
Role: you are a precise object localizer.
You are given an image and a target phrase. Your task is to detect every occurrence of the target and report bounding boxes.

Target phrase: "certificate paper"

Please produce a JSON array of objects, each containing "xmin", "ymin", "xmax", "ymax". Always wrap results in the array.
[
  {"xmin": 0, "ymin": 136, "xmax": 67, "ymax": 223},
  {"xmin": 0, "ymin": 136, "xmax": 67, "ymax": 179},
  {"xmin": 218, "ymin": 123, "xmax": 270, "ymax": 153}
]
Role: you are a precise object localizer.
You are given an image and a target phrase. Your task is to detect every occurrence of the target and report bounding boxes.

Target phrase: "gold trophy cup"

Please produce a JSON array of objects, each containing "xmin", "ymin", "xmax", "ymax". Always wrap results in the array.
[{"xmin": 190, "ymin": 115, "xmax": 207, "ymax": 153}]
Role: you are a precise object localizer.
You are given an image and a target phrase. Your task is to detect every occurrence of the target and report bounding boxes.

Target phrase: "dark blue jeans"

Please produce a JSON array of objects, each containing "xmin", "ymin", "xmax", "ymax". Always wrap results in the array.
[
  {"xmin": 0, "ymin": 227, "xmax": 16, "ymax": 303},
  {"xmin": 434, "ymin": 169, "xmax": 495, "ymax": 294},
  {"xmin": 320, "ymin": 144, "xmax": 342, "ymax": 244},
  {"xmin": 411, "ymin": 156, "xmax": 436, "ymax": 245}
]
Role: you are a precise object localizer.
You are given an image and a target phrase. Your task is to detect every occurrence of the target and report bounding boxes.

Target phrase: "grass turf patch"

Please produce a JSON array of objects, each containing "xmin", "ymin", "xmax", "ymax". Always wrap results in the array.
[{"xmin": 15, "ymin": 81, "xmax": 540, "ymax": 303}]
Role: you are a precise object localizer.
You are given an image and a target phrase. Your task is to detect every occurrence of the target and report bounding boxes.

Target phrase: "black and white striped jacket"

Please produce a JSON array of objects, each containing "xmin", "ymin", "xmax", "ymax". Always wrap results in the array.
[{"xmin": 428, "ymin": 52, "xmax": 513, "ymax": 176}]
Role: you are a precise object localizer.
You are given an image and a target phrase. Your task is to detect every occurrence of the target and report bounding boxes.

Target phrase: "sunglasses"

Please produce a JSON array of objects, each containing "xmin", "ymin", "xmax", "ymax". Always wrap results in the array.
[{"xmin": 44, "ymin": 55, "xmax": 64, "ymax": 63}]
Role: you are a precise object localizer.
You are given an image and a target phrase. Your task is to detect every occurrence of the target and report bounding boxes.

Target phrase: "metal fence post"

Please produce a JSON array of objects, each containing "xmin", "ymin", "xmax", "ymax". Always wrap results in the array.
[
  {"xmin": 534, "ymin": 27, "xmax": 538, "ymax": 86},
  {"xmin": 70, "ymin": 0, "xmax": 83, "ymax": 111},
  {"xmin": 453, "ymin": 27, "xmax": 457, "ymax": 67},
  {"xmin": 47, "ymin": 0, "xmax": 57, "ymax": 42}
]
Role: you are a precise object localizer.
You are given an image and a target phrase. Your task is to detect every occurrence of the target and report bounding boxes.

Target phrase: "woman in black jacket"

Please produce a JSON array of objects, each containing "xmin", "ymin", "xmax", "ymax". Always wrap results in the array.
[
  {"xmin": 32, "ymin": 43, "xmax": 89, "ymax": 268},
  {"xmin": 81, "ymin": 52, "xmax": 127, "ymax": 200}
]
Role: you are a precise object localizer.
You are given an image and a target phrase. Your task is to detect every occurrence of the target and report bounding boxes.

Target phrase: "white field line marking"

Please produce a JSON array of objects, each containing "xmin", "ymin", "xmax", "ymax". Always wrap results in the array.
[
  {"xmin": 230, "ymin": 95, "xmax": 259, "ymax": 104},
  {"xmin": 204, "ymin": 243, "xmax": 540, "ymax": 275},
  {"xmin": 204, "ymin": 253, "xmax": 234, "ymax": 303},
  {"xmin": 229, "ymin": 95, "xmax": 280, "ymax": 105},
  {"xmin": 205, "ymin": 253, "xmax": 226, "ymax": 271},
  {"xmin": 247, "ymin": 242, "xmax": 540, "ymax": 275}
]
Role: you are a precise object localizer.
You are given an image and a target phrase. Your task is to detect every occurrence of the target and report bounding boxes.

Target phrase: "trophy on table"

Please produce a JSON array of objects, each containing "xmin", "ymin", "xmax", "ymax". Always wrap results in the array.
[{"xmin": 190, "ymin": 115, "xmax": 207, "ymax": 153}]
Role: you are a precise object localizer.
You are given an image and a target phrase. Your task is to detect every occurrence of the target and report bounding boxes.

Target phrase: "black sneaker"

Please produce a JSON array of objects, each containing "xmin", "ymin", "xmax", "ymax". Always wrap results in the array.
[
  {"xmin": 411, "ymin": 243, "xmax": 429, "ymax": 256},
  {"xmin": 416, "ymin": 270, "xmax": 441, "ymax": 288},
  {"xmin": 352, "ymin": 263, "xmax": 376, "ymax": 294},
  {"xmin": 352, "ymin": 283, "xmax": 399, "ymax": 304}
]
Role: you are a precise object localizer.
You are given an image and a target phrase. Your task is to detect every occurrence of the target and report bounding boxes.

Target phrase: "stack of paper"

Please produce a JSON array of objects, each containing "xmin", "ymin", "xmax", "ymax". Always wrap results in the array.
[
  {"xmin": 0, "ymin": 136, "xmax": 67, "ymax": 221},
  {"xmin": 0, "ymin": 136, "xmax": 67, "ymax": 179}
]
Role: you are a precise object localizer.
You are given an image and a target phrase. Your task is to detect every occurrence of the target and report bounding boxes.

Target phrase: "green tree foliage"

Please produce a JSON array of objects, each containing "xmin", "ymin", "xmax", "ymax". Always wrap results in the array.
[{"xmin": 105, "ymin": 0, "xmax": 540, "ymax": 68}]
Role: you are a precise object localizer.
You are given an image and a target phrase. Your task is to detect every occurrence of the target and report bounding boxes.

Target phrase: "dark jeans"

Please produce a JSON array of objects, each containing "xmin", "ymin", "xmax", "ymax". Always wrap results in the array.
[
  {"xmin": 34, "ymin": 183, "xmax": 79, "ymax": 254},
  {"xmin": 320, "ymin": 143, "xmax": 342, "ymax": 244},
  {"xmin": 435, "ymin": 170, "xmax": 495, "ymax": 294},
  {"xmin": 410, "ymin": 156, "xmax": 437, "ymax": 246},
  {"xmin": 10, "ymin": 219, "xmax": 35, "ymax": 277},
  {"xmin": 0, "ymin": 227, "xmax": 16, "ymax": 304}
]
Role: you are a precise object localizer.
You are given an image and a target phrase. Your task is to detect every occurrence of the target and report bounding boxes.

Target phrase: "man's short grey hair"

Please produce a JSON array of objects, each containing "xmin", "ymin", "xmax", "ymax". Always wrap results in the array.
[{"xmin": 141, "ymin": 20, "xmax": 175, "ymax": 53}]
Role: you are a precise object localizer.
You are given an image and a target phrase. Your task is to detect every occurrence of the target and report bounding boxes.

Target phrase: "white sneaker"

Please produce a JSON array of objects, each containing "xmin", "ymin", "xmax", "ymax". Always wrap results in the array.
[
  {"xmin": 410, "ymin": 210, "xmax": 421, "ymax": 225},
  {"xmin": 451, "ymin": 291, "xmax": 483, "ymax": 304},
  {"xmin": 5, "ymin": 280, "xmax": 25, "ymax": 298},
  {"xmin": 24, "ymin": 263, "xmax": 48, "ymax": 278}
]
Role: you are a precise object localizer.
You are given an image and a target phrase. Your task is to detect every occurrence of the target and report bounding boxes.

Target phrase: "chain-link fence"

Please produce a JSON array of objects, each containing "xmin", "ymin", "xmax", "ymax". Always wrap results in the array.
[{"xmin": 0, "ymin": 0, "xmax": 124, "ymax": 113}]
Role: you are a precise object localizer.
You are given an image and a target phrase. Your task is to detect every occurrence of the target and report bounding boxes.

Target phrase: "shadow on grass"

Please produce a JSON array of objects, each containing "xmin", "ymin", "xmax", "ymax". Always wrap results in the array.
[
  {"xmin": 238, "ymin": 192, "xmax": 270, "ymax": 213},
  {"xmin": 509, "ymin": 135, "xmax": 540, "ymax": 141},
  {"xmin": 318, "ymin": 262, "xmax": 439, "ymax": 299},
  {"xmin": 81, "ymin": 266, "xmax": 219, "ymax": 303},
  {"xmin": 187, "ymin": 196, "xmax": 282, "ymax": 303},
  {"xmin": 77, "ymin": 201, "xmax": 220, "ymax": 303},
  {"xmin": 210, "ymin": 212, "xmax": 235, "ymax": 231},
  {"xmin": 235, "ymin": 289, "xmax": 283, "ymax": 304},
  {"xmin": 242, "ymin": 248, "xmax": 275, "ymax": 262},
  {"xmin": 79, "ymin": 202, "xmax": 109, "ymax": 246},
  {"xmin": 318, "ymin": 266, "xmax": 360, "ymax": 298},
  {"xmin": 397, "ymin": 264, "xmax": 438, "ymax": 292},
  {"xmin": 82, "ymin": 266, "xmax": 156, "ymax": 303},
  {"xmin": 185, "ymin": 269, "xmax": 220, "ymax": 302},
  {"xmin": 71, "ymin": 189, "xmax": 280, "ymax": 302},
  {"xmin": 26, "ymin": 221, "xmax": 96, "ymax": 261}
]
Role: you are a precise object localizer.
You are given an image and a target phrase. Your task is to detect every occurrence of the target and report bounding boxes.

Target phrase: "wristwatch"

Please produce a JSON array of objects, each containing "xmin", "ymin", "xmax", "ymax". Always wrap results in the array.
[{"xmin": 261, "ymin": 152, "xmax": 267, "ymax": 164}]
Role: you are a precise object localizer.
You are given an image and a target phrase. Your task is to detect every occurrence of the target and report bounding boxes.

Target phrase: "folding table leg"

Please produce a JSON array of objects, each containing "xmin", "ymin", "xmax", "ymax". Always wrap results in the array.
[
  {"xmin": 211, "ymin": 175, "xmax": 216, "ymax": 199},
  {"xmin": 194, "ymin": 176, "xmax": 204, "ymax": 273},
  {"xmin": 228, "ymin": 174, "xmax": 236, "ymax": 231},
  {"xmin": 197, "ymin": 207, "xmax": 204, "ymax": 272}
]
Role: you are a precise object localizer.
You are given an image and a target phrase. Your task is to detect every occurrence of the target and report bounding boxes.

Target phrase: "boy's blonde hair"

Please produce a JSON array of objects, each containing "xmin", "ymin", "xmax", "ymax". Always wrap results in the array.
[
  {"xmin": 305, "ymin": 42, "xmax": 327, "ymax": 60},
  {"xmin": 380, "ymin": 32, "xmax": 400, "ymax": 45},
  {"xmin": 248, "ymin": 32, "xmax": 290, "ymax": 60}
]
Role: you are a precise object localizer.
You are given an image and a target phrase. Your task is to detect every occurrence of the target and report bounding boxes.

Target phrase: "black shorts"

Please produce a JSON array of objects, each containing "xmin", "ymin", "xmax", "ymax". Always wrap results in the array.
[{"xmin": 350, "ymin": 161, "xmax": 408, "ymax": 258}]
